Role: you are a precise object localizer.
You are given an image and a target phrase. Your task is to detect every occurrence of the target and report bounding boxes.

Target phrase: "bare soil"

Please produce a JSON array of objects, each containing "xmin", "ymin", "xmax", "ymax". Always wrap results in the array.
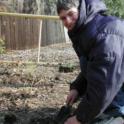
[{"xmin": 0, "ymin": 43, "xmax": 80, "ymax": 124}]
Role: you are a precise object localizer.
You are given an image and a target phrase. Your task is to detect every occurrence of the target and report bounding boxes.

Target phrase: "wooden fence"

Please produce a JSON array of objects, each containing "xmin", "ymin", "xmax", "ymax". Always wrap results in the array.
[
  {"xmin": 0, "ymin": 12, "xmax": 66, "ymax": 50},
  {"xmin": 0, "ymin": 16, "xmax": 39, "ymax": 50}
]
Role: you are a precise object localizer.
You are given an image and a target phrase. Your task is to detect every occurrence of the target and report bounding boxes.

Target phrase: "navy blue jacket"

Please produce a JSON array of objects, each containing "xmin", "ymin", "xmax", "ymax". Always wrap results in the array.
[{"xmin": 68, "ymin": 0, "xmax": 124, "ymax": 123}]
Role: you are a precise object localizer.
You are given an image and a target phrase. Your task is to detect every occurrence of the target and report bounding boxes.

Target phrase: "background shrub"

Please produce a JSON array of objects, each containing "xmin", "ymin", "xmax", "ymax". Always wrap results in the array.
[
  {"xmin": 0, "ymin": 38, "xmax": 5, "ymax": 54},
  {"xmin": 104, "ymin": 0, "xmax": 124, "ymax": 18}
]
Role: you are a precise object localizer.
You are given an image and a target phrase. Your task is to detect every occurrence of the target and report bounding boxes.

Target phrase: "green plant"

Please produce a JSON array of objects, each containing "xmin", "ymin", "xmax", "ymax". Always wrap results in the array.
[
  {"xmin": 24, "ymin": 63, "xmax": 37, "ymax": 75},
  {"xmin": 59, "ymin": 63, "xmax": 75, "ymax": 73},
  {"xmin": 0, "ymin": 38, "xmax": 5, "ymax": 54},
  {"xmin": 104, "ymin": 0, "xmax": 124, "ymax": 18}
]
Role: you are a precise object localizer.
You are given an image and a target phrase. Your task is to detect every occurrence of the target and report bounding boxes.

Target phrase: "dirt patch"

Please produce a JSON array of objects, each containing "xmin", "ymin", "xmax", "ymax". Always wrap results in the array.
[{"xmin": 0, "ymin": 43, "xmax": 80, "ymax": 124}]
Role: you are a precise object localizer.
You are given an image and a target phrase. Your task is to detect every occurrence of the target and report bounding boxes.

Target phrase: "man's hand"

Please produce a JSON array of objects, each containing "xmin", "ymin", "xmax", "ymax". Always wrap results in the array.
[
  {"xmin": 64, "ymin": 116, "xmax": 81, "ymax": 124},
  {"xmin": 66, "ymin": 89, "xmax": 79, "ymax": 106}
]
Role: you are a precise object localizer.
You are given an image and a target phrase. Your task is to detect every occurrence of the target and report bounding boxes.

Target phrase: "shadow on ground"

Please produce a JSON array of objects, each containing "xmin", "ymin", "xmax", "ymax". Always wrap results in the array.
[{"xmin": 0, "ymin": 107, "xmax": 60, "ymax": 124}]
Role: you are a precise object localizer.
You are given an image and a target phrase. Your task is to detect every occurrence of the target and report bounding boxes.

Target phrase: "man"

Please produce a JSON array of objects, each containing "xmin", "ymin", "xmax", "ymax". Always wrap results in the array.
[{"xmin": 57, "ymin": 0, "xmax": 124, "ymax": 124}]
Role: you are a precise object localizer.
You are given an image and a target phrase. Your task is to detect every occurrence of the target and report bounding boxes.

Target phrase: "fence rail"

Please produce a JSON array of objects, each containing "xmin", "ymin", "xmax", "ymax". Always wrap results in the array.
[{"xmin": 0, "ymin": 12, "xmax": 59, "ymax": 19}]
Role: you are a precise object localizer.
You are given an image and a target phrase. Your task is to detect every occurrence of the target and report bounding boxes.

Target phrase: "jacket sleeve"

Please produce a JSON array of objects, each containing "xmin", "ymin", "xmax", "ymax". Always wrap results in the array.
[
  {"xmin": 70, "ymin": 72, "xmax": 87, "ymax": 96},
  {"xmin": 75, "ymin": 33, "xmax": 124, "ymax": 123},
  {"xmin": 70, "ymin": 45, "xmax": 88, "ymax": 96}
]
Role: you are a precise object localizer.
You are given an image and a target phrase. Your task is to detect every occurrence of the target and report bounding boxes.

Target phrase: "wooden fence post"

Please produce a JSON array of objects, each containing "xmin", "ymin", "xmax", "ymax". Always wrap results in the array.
[{"xmin": 37, "ymin": 20, "xmax": 42, "ymax": 63}]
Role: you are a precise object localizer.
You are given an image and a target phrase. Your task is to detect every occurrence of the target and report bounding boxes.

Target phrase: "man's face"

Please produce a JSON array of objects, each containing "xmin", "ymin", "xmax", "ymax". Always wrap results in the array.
[{"xmin": 59, "ymin": 7, "xmax": 79, "ymax": 31}]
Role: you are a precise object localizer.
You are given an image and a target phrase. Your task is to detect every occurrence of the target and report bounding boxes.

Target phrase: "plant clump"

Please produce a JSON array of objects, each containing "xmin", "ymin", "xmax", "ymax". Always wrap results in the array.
[{"xmin": 0, "ymin": 38, "xmax": 5, "ymax": 54}]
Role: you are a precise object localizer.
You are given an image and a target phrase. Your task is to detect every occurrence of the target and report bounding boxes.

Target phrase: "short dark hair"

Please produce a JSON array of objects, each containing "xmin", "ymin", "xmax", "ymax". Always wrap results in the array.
[{"xmin": 56, "ymin": 0, "xmax": 79, "ymax": 14}]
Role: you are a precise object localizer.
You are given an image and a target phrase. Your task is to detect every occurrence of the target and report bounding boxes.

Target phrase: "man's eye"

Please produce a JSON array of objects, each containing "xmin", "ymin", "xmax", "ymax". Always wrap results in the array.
[
  {"xmin": 68, "ymin": 12, "xmax": 73, "ymax": 17},
  {"xmin": 68, "ymin": 12, "xmax": 77, "ymax": 17}
]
